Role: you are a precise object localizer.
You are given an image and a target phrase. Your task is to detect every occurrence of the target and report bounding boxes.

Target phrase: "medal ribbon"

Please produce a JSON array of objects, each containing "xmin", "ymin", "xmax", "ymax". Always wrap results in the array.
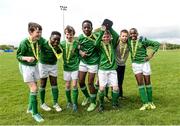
[
  {"xmin": 86, "ymin": 34, "xmax": 97, "ymax": 42},
  {"xmin": 66, "ymin": 41, "xmax": 73, "ymax": 63},
  {"xmin": 102, "ymin": 42, "xmax": 112, "ymax": 64},
  {"xmin": 48, "ymin": 41, "xmax": 61, "ymax": 59},
  {"xmin": 119, "ymin": 40, "xmax": 127, "ymax": 60},
  {"xmin": 28, "ymin": 37, "xmax": 38, "ymax": 60},
  {"xmin": 131, "ymin": 40, "xmax": 138, "ymax": 59}
]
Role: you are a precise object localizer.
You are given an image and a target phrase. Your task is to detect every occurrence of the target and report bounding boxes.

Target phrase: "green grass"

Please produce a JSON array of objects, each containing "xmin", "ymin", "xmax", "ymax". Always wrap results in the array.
[{"xmin": 0, "ymin": 50, "xmax": 180, "ymax": 125}]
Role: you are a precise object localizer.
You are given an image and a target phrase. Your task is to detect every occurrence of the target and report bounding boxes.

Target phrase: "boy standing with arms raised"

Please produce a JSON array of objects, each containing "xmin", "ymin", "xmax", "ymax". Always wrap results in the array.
[{"xmin": 96, "ymin": 19, "xmax": 120, "ymax": 112}]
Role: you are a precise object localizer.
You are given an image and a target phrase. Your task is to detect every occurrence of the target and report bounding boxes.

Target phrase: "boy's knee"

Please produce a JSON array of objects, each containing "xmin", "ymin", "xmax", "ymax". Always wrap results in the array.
[
  {"xmin": 66, "ymin": 82, "xmax": 71, "ymax": 89},
  {"xmin": 28, "ymin": 82, "xmax": 38, "ymax": 92},
  {"xmin": 40, "ymin": 78, "xmax": 47, "ymax": 88},
  {"xmin": 79, "ymin": 82, "xmax": 86, "ymax": 88},
  {"xmin": 99, "ymin": 86, "xmax": 105, "ymax": 91},
  {"xmin": 72, "ymin": 85, "xmax": 78, "ymax": 89},
  {"xmin": 88, "ymin": 83, "xmax": 95, "ymax": 89},
  {"xmin": 40, "ymin": 83, "xmax": 46, "ymax": 88},
  {"xmin": 31, "ymin": 86, "xmax": 38, "ymax": 92},
  {"xmin": 112, "ymin": 86, "xmax": 119, "ymax": 92},
  {"xmin": 66, "ymin": 85, "xmax": 71, "ymax": 90}
]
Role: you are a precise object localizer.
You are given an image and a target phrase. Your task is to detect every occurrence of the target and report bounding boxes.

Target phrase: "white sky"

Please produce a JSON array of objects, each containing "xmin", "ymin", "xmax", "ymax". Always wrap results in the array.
[{"xmin": 0, "ymin": 0, "xmax": 180, "ymax": 46}]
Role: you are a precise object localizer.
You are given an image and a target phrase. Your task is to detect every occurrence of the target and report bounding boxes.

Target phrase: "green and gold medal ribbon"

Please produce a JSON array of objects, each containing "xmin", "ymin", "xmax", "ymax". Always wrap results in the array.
[
  {"xmin": 131, "ymin": 40, "xmax": 138, "ymax": 59},
  {"xmin": 48, "ymin": 41, "xmax": 61, "ymax": 59},
  {"xmin": 28, "ymin": 37, "xmax": 38, "ymax": 60},
  {"xmin": 66, "ymin": 41, "xmax": 73, "ymax": 63},
  {"xmin": 86, "ymin": 34, "xmax": 97, "ymax": 42},
  {"xmin": 119, "ymin": 40, "xmax": 127, "ymax": 60},
  {"xmin": 102, "ymin": 42, "xmax": 112, "ymax": 64}
]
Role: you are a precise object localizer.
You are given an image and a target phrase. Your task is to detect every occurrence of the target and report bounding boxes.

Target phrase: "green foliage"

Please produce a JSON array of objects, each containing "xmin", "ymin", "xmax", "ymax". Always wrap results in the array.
[
  {"xmin": 0, "ymin": 50, "xmax": 180, "ymax": 125},
  {"xmin": 160, "ymin": 43, "xmax": 180, "ymax": 50},
  {"xmin": 0, "ymin": 45, "xmax": 15, "ymax": 50}
]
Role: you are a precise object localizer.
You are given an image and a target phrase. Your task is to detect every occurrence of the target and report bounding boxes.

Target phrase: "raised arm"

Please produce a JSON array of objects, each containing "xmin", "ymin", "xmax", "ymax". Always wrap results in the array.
[
  {"xmin": 94, "ymin": 30, "xmax": 105, "ymax": 47},
  {"xmin": 109, "ymin": 28, "xmax": 119, "ymax": 47}
]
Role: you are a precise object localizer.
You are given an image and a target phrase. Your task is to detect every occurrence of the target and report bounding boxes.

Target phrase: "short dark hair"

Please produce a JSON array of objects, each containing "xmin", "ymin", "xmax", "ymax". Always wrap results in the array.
[
  {"xmin": 28, "ymin": 22, "xmax": 42, "ymax": 33},
  {"xmin": 120, "ymin": 29, "xmax": 128, "ymax": 34},
  {"xmin": 64, "ymin": 25, "xmax": 75, "ymax": 35},
  {"xmin": 51, "ymin": 31, "xmax": 61, "ymax": 37},
  {"xmin": 82, "ymin": 20, "xmax": 93, "ymax": 28},
  {"xmin": 129, "ymin": 28, "xmax": 138, "ymax": 33}
]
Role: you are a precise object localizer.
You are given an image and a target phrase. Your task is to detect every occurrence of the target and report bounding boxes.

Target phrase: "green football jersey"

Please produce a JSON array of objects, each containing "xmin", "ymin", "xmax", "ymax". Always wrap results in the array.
[
  {"xmin": 16, "ymin": 37, "xmax": 45, "ymax": 66},
  {"xmin": 96, "ymin": 28, "xmax": 119, "ymax": 70},
  {"xmin": 78, "ymin": 32, "xmax": 100, "ymax": 65},
  {"xmin": 60, "ymin": 40, "xmax": 79, "ymax": 71},
  {"xmin": 39, "ymin": 40, "xmax": 62, "ymax": 65},
  {"xmin": 128, "ymin": 37, "xmax": 160, "ymax": 63}
]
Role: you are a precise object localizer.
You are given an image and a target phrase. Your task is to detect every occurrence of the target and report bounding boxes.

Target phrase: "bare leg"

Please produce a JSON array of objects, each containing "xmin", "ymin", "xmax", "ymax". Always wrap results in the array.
[{"xmin": 78, "ymin": 71, "xmax": 89, "ymax": 98}]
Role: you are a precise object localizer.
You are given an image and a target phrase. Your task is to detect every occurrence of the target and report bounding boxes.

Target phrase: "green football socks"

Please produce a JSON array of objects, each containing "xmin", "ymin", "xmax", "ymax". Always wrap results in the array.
[
  {"xmin": 52, "ymin": 86, "xmax": 59, "ymax": 105},
  {"xmin": 146, "ymin": 84, "xmax": 153, "ymax": 102},
  {"xmin": 138, "ymin": 85, "xmax": 148, "ymax": 104}
]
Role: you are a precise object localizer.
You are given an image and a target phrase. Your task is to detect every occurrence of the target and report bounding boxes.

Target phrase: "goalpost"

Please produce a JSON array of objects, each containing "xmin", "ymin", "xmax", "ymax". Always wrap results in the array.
[{"xmin": 162, "ymin": 42, "xmax": 166, "ymax": 51}]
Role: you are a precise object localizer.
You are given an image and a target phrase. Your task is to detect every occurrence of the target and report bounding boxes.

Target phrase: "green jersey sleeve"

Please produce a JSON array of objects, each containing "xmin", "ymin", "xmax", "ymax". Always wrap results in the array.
[
  {"xmin": 61, "ymin": 40, "xmax": 80, "ymax": 71},
  {"xmin": 143, "ymin": 38, "xmax": 160, "ymax": 53},
  {"xmin": 109, "ymin": 28, "xmax": 119, "ymax": 48}
]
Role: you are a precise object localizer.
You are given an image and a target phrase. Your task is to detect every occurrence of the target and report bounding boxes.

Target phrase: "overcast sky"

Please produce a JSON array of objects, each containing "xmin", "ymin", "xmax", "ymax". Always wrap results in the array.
[{"xmin": 0, "ymin": 0, "xmax": 180, "ymax": 46}]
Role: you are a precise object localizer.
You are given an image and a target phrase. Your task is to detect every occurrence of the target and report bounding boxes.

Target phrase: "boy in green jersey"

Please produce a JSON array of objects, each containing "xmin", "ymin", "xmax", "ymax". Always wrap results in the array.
[
  {"xmin": 96, "ymin": 19, "xmax": 120, "ymax": 112},
  {"xmin": 38, "ymin": 31, "xmax": 62, "ymax": 112},
  {"xmin": 16, "ymin": 22, "xmax": 44, "ymax": 122},
  {"xmin": 78, "ymin": 20, "xmax": 99, "ymax": 111},
  {"xmin": 105, "ymin": 29, "xmax": 129, "ymax": 101},
  {"xmin": 128, "ymin": 28, "xmax": 160, "ymax": 110},
  {"xmin": 60, "ymin": 26, "xmax": 79, "ymax": 112}
]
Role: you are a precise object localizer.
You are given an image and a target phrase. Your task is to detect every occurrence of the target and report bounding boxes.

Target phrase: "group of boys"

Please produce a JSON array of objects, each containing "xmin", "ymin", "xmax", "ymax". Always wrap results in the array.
[{"xmin": 16, "ymin": 19, "xmax": 160, "ymax": 122}]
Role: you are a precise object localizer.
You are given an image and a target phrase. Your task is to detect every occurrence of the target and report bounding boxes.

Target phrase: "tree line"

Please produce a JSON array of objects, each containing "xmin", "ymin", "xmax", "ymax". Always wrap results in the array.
[{"xmin": 0, "ymin": 43, "xmax": 180, "ymax": 50}]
